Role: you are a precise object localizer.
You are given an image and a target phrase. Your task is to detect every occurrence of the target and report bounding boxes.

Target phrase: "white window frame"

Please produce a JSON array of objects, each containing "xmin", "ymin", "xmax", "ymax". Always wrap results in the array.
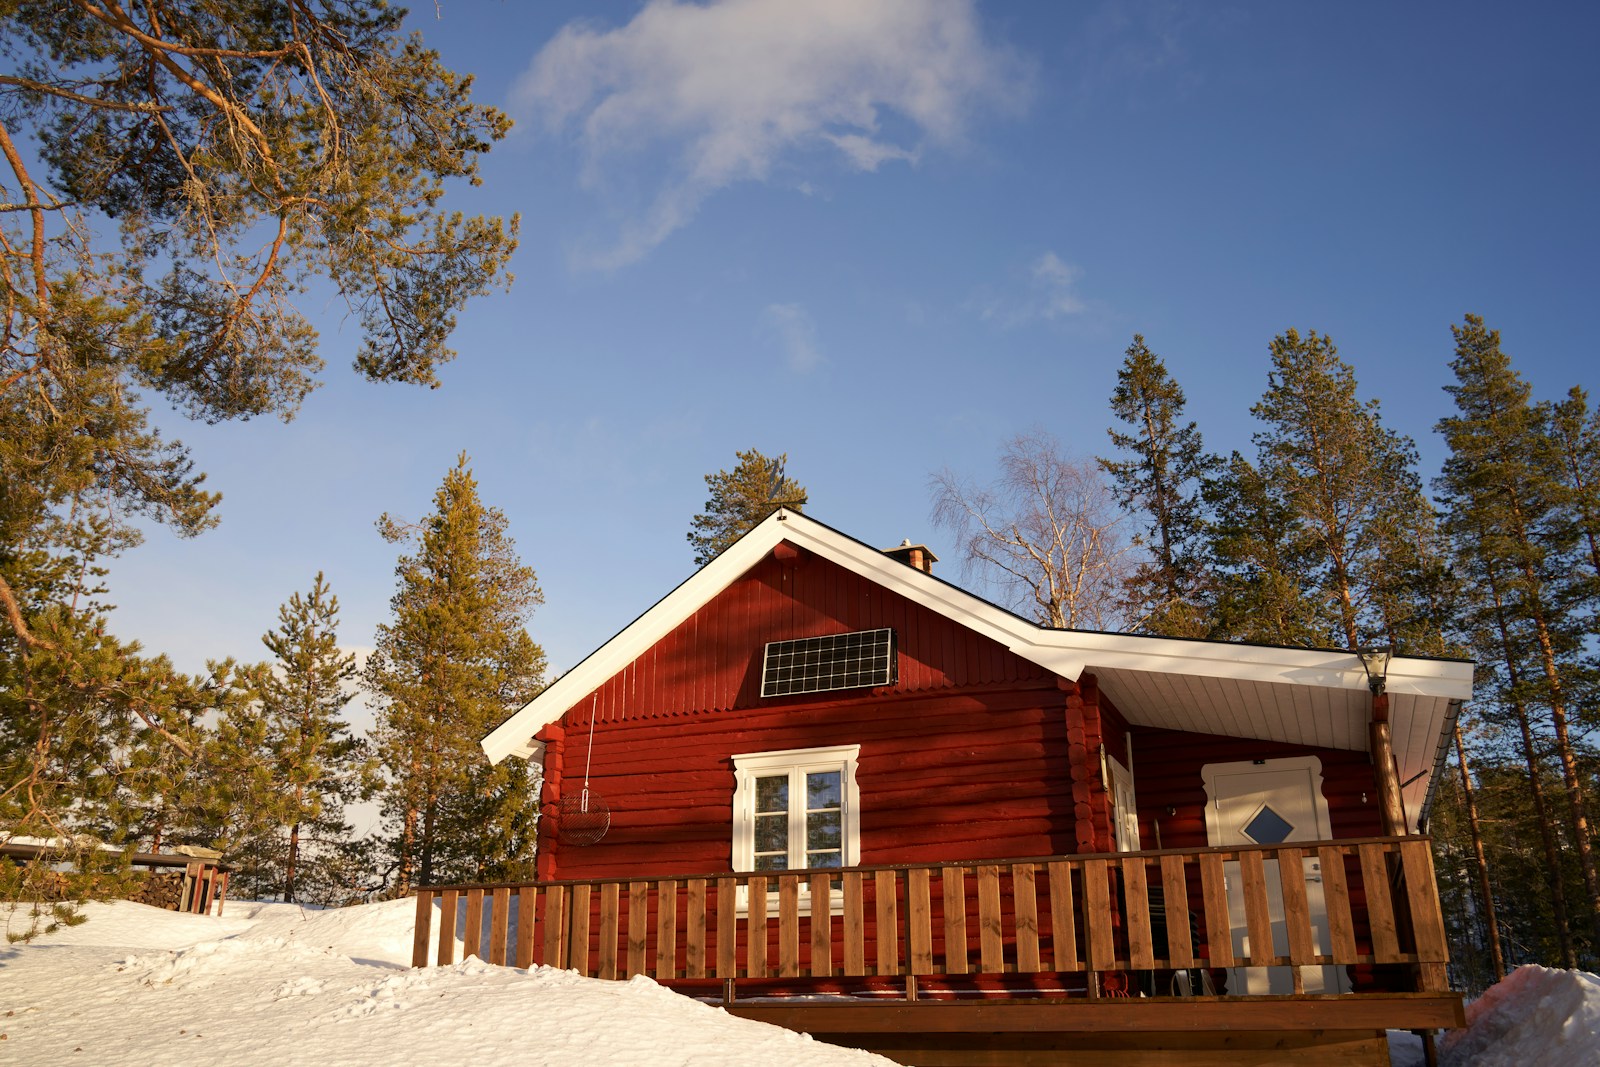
[{"xmin": 731, "ymin": 744, "xmax": 861, "ymax": 875}]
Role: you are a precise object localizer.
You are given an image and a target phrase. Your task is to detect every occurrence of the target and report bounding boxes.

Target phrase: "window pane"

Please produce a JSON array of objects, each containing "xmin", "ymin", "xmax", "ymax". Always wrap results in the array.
[
  {"xmin": 754, "ymin": 812, "xmax": 788, "ymax": 855},
  {"xmin": 807, "ymin": 810, "xmax": 841, "ymax": 851},
  {"xmin": 807, "ymin": 850, "xmax": 842, "ymax": 869},
  {"xmin": 807, "ymin": 771, "xmax": 841, "ymax": 810},
  {"xmin": 756, "ymin": 775, "xmax": 789, "ymax": 814},
  {"xmin": 755, "ymin": 853, "xmax": 788, "ymax": 871}
]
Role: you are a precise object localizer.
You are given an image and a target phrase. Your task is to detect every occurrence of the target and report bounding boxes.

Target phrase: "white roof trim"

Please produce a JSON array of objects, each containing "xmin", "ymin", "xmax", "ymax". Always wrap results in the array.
[{"xmin": 482, "ymin": 510, "xmax": 1473, "ymax": 812}]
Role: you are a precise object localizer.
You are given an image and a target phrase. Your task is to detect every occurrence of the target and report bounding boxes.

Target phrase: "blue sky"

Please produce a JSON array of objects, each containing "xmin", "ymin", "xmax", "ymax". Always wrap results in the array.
[{"xmin": 104, "ymin": 1, "xmax": 1597, "ymax": 714}]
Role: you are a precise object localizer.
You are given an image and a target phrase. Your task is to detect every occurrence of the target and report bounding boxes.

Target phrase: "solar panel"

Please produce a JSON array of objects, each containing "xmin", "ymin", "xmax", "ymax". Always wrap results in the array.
[{"xmin": 761, "ymin": 628, "xmax": 897, "ymax": 698}]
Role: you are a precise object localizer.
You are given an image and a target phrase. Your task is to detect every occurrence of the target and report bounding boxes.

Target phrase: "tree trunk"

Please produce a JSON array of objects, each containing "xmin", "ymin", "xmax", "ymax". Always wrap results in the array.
[
  {"xmin": 1454, "ymin": 724, "xmax": 1506, "ymax": 980},
  {"xmin": 284, "ymin": 817, "xmax": 301, "ymax": 903},
  {"xmin": 1488, "ymin": 571, "xmax": 1576, "ymax": 967}
]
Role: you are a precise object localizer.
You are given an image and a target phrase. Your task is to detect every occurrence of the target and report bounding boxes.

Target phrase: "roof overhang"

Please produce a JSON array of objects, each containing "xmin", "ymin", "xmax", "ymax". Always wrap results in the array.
[{"xmin": 483, "ymin": 510, "xmax": 1472, "ymax": 828}]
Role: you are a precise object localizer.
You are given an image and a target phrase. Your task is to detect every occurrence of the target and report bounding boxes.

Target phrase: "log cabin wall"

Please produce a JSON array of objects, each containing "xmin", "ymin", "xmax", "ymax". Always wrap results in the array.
[
  {"xmin": 544, "ymin": 680, "xmax": 1077, "ymax": 881},
  {"xmin": 535, "ymin": 545, "xmax": 1085, "ymax": 881},
  {"xmin": 1131, "ymin": 726, "xmax": 1385, "ymax": 851}
]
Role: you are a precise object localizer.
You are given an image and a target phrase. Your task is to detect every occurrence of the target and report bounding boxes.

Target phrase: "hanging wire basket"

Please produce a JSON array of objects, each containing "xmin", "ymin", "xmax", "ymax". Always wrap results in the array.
[{"xmin": 551, "ymin": 788, "xmax": 610, "ymax": 846}]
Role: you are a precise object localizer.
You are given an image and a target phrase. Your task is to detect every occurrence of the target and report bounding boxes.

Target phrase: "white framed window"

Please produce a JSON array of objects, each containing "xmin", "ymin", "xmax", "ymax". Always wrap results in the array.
[{"xmin": 732, "ymin": 744, "xmax": 861, "ymax": 874}]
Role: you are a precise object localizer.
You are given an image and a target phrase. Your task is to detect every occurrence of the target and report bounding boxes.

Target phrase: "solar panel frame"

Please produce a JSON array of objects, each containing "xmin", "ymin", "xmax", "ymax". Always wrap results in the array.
[{"xmin": 760, "ymin": 628, "xmax": 897, "ymax": 698}]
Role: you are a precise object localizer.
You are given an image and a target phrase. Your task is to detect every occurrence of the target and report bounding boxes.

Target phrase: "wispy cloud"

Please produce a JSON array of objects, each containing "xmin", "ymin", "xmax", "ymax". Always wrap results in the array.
[
  {"xmin": 977, "ymin": 251, "xmax": 1089, "ymax": 327},
  {"xmin": 763, "ymin": 303, "xmax": 823, "ymax": 373},
  {"xmin": 515, "ymin": 0, "xmax": 1028, "ymax": 268}
]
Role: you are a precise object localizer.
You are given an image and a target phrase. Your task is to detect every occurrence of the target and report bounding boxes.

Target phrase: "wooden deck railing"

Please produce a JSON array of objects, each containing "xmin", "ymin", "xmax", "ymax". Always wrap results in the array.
[{"xmin": 410, "ymin": 836, "xmax": 1449, "ymax": 998}]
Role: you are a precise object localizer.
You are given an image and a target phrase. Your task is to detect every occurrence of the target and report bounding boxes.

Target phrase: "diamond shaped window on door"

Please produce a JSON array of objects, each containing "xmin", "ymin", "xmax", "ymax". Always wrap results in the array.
[{"xmin": 1243, "ymin": 804, "xmax": 1295, "ymax": 844}]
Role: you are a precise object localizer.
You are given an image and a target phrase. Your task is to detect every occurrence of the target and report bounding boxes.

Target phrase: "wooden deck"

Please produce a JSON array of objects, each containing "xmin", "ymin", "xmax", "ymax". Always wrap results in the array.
[{"xmin": 411, "ymin": 837, "xmax": 1459, "ymax": 1065}]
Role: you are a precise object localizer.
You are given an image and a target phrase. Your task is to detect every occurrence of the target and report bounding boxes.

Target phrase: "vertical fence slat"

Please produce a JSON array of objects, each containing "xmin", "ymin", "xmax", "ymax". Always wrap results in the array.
[
  {"xmin": 810, "ymin": 873, "xmax": 836, "ymax": 977},
  {"xmin": 875, "ymin": 870, "xmax": 900, "ymax": 976},
  {"xmin": 843, "ymin": 872, "xmax": 866, "ymax": 976},
  {"xmin": 516, "ymin": 887, "xmax": 537, "ymax": 968},
  {"xmin": 717, "ymin": 877, "xmax": 738, "ymax": 979},
  {"xmin": 1199, "ymin": 853, "xmax": 1233, "ymax": 969},
  {"xmin": 1083, "ymin": 859, "xmax": 1114, "ymax": 973},
  {"xmin": 1400, "ymin": 838, "xmax": 1450, "ymax": 990},
  {"xmin": 568, "ymin": 885, "xmax": 593, "ymax": 976},
  {"xmin": 1238, "ymin": 850, "xmax": 1274, "ymax": 966},
  {"xmin": 1047, "ymin": 861, "xmax": 1077, "ymax": 972},
  {"xmin": 1359, "ymin": 844, "xmax": 1400, "ymax": 962},
  {"xmin": 599, "ymin": 883, "xmax": 620, "ymax": 980},
  {"xmin": 437, "ymin": 890, "xmax": 458, "ymax": 967},
  {"xmin": 1277, "ymin": 847, "xmax": 1315, "ymax": 967},
  {"xmin": 686, "ymin": 878, "xmax": 707, "ymax": 979},
  {"xmin": 748, "ymin": 876, "xmax": 768, "ymax": 978},
  {"xmin": 1012, "ymin": 864, "xmax": 1040, "ymax": 973},
  {"xmin": 543, "ymin": 884, "xmax": 566, "ymax": 969},
  {"xmin": 1123, "ymin": 857, "xmax": 1154, "ymax": 971},
  {"xmin": 489, "ymin": 887, "xmax": 511, "ymax": 966},
  {"xmin": 810, "ymin": 872, "xmax": 834, "ymax": 977},
  {"xmin": 977, "ymin": 865, "xmax": 1005, "ymax": 972},
  {"xmin": 907, "ymin": 868, "xmax": 934, "ymax": 976},
  {"xmin": 1320, "ymin": 845, "xmax": 1358, "ymax": 960},
  {"xmin": 778, "ymin": 875, "xmax": 801, "ymax": 978},
  {"xmin": 1159, "ymin": 854, "xmax": 1193, "ymax": 968},
  {"xmin": 412, "ymin": 890, "xmax": 434, "ymax": 968},
  {"xmin": 942, "ymin": 867, "xmax": 968, "ymax": 975},
  {"xmin": 656, "ymin": 879, "xmax": 678, "ymax": 979},
  {"xmin": 626, "ymin": 881, "xmax": 648, "ymax": 978},
  {"xmin": 463, "ymin": 889, "xmax": 484, "ymax": 961}
]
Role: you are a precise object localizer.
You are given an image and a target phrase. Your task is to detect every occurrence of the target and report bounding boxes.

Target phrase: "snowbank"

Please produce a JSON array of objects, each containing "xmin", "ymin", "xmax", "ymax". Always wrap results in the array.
[
  {"xmin": 1438, "ymin": 965, "xmax": 1600, "ymax": 1067},
  {"xmin": 0, "ymin": 899, "xmax": 891, "ymax": 1066}
]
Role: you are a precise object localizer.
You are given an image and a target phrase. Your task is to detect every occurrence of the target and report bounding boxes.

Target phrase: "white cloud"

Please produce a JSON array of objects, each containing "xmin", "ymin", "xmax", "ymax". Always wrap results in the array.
[
  {"xmin": 516, "ymin": 0, "xmax": 1027, "ymax": 267},
  {"xmin": 763, "ymin": 303, "xmax": 823, "ymax": 373},
  {"xmin": 978, "ymin": 250, "xmax": 1089, "ymax": 327}
]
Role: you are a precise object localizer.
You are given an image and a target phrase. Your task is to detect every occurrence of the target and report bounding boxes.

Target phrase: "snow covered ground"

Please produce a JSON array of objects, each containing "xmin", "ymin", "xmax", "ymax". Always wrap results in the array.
[
  {"xmin": 3, "ymin": 898, "xmax": 1598, "ymax": 1066},
  {"xmin": 0, "ymin": 899, "xmax": 890, "ymax": 1066}
]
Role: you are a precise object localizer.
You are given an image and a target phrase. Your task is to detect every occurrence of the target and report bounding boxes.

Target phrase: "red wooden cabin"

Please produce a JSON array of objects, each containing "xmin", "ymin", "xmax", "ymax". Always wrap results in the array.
[{"xmin": 419, "ymin": 509, "xmax": 1472, "ymax": 1066}]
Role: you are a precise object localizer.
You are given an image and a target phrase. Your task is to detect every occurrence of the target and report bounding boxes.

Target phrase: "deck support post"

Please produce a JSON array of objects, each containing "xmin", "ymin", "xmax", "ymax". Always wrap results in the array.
[
  {"xmin": 722, "ymin": 978, "xmax": 736, "ymax": 1005},
  {"xmin": 905, "ymin": 975, "xmax": 918, "ymax": 1002}
]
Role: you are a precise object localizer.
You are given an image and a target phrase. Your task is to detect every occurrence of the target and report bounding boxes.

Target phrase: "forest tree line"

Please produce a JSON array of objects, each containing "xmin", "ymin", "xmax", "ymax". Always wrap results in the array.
[{"xmin": 919, "ymin": 317, "xmax": 1596, "ymax": 994}]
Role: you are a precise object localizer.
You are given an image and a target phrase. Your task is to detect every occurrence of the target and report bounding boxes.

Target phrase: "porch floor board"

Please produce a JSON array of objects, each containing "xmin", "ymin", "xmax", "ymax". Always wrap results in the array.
[{"xmin": 726, "ymin": 994, "xmax": 1463, "ymax": 1067}]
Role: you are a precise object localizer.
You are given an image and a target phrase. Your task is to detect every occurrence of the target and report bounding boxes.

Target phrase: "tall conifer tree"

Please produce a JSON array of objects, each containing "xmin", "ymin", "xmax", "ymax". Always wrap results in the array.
[
  {"xmin": 1245, "ymin": 329, "xmax": 1432, "ymax": 650},
  {"xmin": 252, "ymin": 575, "xmax": 366, "ymax": 902},
  {"xmin": 1436, "ymin": 314, "xmax": 1598, "ymax": 961},
  {"xmin": 1100, "ymin": 335, "xmax": 1217, "ymax": 636},
  {"xmin": 365, "ymin": 456, "xmax": 546, "ymax": 893},
  {"xmin": 687, "ymin": 449, "xmax": 807, "ymax": 566}
]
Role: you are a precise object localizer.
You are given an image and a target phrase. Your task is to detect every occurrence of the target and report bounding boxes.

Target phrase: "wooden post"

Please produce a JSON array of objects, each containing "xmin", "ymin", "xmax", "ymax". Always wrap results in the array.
[{"xmin": 1370, "ymin": 692, "xmax": 1408, "ymax": 836}]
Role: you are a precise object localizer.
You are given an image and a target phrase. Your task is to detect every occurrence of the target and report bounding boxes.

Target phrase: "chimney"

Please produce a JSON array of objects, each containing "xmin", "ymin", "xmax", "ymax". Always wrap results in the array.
[{"xmin": 882, "ymin": 539, "xmax": 938, "ymax": 574}]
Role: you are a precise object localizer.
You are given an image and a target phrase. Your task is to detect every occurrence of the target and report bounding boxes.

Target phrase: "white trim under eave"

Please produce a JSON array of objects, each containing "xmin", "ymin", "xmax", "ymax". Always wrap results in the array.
[{"xmin": 482, "ymin": 508, "xmax": 1474, "ymax": 765}]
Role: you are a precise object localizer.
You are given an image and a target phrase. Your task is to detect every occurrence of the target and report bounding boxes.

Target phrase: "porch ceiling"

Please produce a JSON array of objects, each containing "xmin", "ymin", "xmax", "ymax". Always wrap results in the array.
[{"xmin": 1089, "ymin": 665, "xmax": 1459, "ymax": 829}]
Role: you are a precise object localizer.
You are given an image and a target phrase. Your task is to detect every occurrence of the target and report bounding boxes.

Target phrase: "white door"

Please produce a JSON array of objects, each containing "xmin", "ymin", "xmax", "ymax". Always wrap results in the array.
[
  {"xmin": 1107, "ymin": 754, "xmax": 1141, "ymax": 853},
  {"xmin": 1202, "ymin": 757, "xmax": 1346, "ymax": 995}
]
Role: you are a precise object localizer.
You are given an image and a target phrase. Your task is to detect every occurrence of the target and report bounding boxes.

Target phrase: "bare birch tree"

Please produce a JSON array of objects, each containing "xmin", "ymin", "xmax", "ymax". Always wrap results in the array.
[{"xmin": 932, "ymin": 431, "xmax": 1130, "ymax": 630}]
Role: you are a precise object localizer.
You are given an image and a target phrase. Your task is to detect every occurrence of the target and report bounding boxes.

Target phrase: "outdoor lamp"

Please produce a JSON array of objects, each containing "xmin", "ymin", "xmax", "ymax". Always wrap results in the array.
[{"xmin": 1358, "ymin": 647, "xmax": 1392, "ymax": 696}]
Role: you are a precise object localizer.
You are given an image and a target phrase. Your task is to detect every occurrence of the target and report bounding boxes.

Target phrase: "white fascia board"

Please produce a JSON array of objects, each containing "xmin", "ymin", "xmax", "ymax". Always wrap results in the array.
[
  {"xmin": 482, "ymin": 509, "xmax": 821, "ymax": 764},
  {"xmin": 481, "ymin": 508, "xmax": 1474, "ymax": 764}
]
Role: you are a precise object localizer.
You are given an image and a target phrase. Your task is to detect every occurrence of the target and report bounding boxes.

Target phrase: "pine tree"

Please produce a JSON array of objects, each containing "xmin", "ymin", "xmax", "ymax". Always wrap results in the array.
[
  {"xmin": 252, "ymin": 575, "xmax": 367, "ymax": 902},
  {"xmin": 687, "ymin": 449, "xmax": 807, "ymax": 566},
  {"xmin": 1099, "ymin": 335, "xmax": 1217, "ymax": 637},
  {"xmin": 2, "ymin": 1, "xmax": 516, "ymax": 902},
  {"xmin": 1202, "ymin": 452, "xmax": 1322, "ymax": 645},
  {"xmin": 365, "ymin": 456, "xmax": 547, "ymax": 893},
  {"xmin": 1436, "ymin": 314, "xmax": 1598, "ymax": 962},
  {"xmin": 1246, "ymin": 328, "xmax": 1433, "ymax": 650}
]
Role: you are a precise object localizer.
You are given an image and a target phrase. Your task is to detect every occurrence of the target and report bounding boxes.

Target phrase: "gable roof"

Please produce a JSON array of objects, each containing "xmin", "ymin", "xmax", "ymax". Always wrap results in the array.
[{"xmin": 483, "ymin": 509, "xmax": 1473, "ymax": 828}]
